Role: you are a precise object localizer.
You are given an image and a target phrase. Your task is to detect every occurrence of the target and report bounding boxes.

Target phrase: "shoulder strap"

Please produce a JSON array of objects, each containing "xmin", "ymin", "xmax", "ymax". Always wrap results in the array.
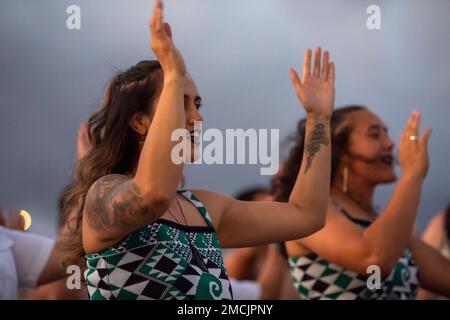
[
  {"xmin": 177, "ymin": 189, "xmax": 214, "ymax": 228},
  {"xmin": 330, "ymin": 197, "xmax": 372, "ymax": 228}
]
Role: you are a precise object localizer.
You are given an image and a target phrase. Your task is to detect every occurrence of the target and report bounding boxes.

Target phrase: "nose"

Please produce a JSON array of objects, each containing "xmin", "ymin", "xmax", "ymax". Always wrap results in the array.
[
  {"xmin": 384, "ymin": 133, "xmax": 395, "ymax": 151},
  {"xmin": 187, "ymin": 108, "xmax": 204, "ymax": 125}
]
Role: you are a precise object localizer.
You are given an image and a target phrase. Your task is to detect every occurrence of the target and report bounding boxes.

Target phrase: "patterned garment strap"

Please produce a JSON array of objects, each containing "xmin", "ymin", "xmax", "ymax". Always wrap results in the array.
[
  {"xmin": 177, "ymin": 190, "xmax": 214, "ymax": 228},
  {"xmin": 330, "ymin": 197, "xmax": 372, "ymax": 228}
]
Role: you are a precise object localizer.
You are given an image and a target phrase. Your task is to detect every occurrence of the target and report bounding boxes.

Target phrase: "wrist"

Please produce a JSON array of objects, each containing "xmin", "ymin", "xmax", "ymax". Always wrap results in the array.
[
  {"xmin": 163, "ymin": 73, "xmax": 186, "ymax": 86},
  {"xmin": 306, "ymin": 113, "xmax": 331, "ymax": 124},
  {"xmin": 400, "ymin": 171, "xmax": 425, "ymax": 183}
]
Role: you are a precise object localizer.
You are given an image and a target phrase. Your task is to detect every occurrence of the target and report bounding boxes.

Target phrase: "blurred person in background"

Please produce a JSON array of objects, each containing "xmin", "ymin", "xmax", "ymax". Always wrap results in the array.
[
  {"xmin": 417, "ymin": 202, "xmax": 450, "ymax": 299},
  {"xmin": 26, "ymin": 123, "xmax": 91, "ymax": 300},
  {"xmin": 0, "ymin": 123, "xmax": 90, "ymax": 300},
  {"xmin": 273, "ymin": 106, "xmax": 450, "ymax": 299},
  {"xmin": 225, "ymin": 186, "xmax": 298, "ymax": 299},
  {"xmin": 0, "ymin": 207, "xmax": 66, "ymax": 299}
]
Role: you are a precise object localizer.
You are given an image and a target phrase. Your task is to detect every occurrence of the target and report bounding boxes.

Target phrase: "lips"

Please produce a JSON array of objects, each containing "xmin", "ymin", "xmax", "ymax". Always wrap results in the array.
[
  {"xmin": 379, "ymin": 154, "xmax": 394, "ymax": 166},
  {"xmin": 189, "ymin": 130, "xmax": 201, "ymax": 146}
]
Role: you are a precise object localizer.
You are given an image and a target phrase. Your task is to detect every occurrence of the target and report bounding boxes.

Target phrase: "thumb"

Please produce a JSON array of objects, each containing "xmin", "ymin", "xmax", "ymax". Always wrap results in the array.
[
  {"xmin": 419, "ymin": 127, "xmax": 432, "ymax": 149},
  {"xmin": 163, "ymin": 22, "xmax": 172, "ymax": 38},
  {"xmin": 289, "ymin": 68, "xmax": 302, "ymax": 91}
]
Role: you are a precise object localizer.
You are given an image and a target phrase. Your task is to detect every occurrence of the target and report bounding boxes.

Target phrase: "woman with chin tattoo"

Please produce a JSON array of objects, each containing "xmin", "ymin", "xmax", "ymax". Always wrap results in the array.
[{"xmin": 273, "ymin": 106, "xmax": 450, "ymax": 299}]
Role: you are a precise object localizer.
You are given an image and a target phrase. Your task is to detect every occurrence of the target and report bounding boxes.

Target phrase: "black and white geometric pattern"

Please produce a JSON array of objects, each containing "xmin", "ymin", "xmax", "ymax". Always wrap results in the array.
[
  {"xmin": 289, "ymin": 246, "xmax": 419, "ymax": 299},
  {"xmin": 85, "ymin": 190, "xmax": 233, "ymax": 300}
]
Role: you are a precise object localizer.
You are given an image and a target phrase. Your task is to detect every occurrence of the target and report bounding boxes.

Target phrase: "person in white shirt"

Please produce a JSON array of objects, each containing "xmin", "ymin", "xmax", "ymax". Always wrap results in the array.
[{"xmin": 0, "ymin": 218, "xmax": 65, "ymax": 299}]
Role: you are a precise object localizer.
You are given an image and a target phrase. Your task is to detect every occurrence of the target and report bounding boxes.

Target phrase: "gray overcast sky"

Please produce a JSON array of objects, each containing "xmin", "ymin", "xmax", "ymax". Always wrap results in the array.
[{"xmin": 0, "ymin": 0, "xmax": 449, "ymax": 238}]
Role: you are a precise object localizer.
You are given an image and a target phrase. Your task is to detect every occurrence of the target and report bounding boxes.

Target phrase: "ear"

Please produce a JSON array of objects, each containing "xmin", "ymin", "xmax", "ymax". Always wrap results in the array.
[{"xmin": 129, "ymin": 112, "xmax": 151, "ymax": 136}]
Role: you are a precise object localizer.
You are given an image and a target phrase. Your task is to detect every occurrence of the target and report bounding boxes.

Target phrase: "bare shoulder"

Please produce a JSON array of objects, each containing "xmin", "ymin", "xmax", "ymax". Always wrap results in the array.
[
  {"xmin": 422, "ymin": 212, "xmax": 445, "ymax": 247},
  {"xmin": 428, "ymin": 212, "xmax": 445, "ymax": 230},
  {"xmin": 83, "ymin": 174, "xmax": 156, "ymax": 252},
  {"xmin": 424, "ymin": 212, "xmax": 445, "ymax": 237},
  {"xmin": 86, "ymin": 174, "xmax": 132, "ymax": 198},
  {"xmin": 84, "ymin": 174, "xmax": 132, "ymax": 227}
]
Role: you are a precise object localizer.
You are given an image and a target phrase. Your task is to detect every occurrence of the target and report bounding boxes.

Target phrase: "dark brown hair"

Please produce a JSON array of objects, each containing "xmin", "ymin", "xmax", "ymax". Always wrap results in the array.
[
  {"xmin": 59, "ymin": 60, "xmax": 163, "ymax": 267},
  {"xmin": 234, "ymin": 186, "xmax": 270, "ymax": 202},
  {"xmin": 272, "ymin": 105, "xmax": 366, "ymax": 202}
]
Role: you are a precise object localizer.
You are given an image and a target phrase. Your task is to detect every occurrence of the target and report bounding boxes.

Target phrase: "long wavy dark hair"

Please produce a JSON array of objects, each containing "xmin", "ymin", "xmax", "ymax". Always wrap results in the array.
[
  {"xmin": 59, "ymin": 60, "xmax": 163, "ymax": 267},
  {"xmin": 272, "ymin": 105, "xmax": 366, "ymax": 202}
]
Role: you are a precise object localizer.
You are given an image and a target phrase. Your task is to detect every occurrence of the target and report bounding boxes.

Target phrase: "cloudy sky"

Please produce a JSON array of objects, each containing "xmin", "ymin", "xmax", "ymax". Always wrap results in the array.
[{"xmin": 1, "ymin": 0, "xmax": 449, "ymax": 237}]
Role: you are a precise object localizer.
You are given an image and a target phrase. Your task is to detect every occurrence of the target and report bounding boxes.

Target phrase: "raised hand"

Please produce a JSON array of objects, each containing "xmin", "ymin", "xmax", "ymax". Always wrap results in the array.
[
  {"xmin": 149, "ymin": 0, "xmax": 187, "ymax": 78},
  {"xmin": 290, "ymin": 47, "xmax": 335, "ymax": 119},
  {"xmin": 398, "ymin": 111, "xmax": 432, "ymax": 180},
  {"xmin": 77, "ymin": 122, "xmax": 91, "ymax": 160}
]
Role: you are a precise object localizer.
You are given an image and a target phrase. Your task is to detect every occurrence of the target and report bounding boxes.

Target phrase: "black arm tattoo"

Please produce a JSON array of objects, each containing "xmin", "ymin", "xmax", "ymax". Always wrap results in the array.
[
  {"xmin": 84, "ymin": 175, "xmax": 154, "ymax": 231},
  {"xmin": 304, "ymin": 123, "xmax": 329, "ymax": 173}
]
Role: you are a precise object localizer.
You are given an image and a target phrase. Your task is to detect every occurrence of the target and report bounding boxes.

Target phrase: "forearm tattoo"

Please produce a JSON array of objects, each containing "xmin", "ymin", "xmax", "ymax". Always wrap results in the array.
[
  {"xmin": 304, "ymin": 123, "xmax": 329, "ymax": 173},
  {"xmin": 85, "ymin": 175, "xmax": 153, "ymax": 231}
]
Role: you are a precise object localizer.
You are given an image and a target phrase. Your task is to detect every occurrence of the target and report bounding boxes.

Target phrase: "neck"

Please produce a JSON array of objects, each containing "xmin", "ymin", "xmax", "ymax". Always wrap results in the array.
[{"xmin": 332, "ymin": 179, "xmax": 376, "ymax": 215}]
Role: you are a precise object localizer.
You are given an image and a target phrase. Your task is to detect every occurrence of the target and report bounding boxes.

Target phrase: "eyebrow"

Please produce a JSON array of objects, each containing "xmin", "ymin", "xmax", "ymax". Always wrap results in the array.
[
  {"xmin": 183, "ymin": 95, "xmax": 202, "ymax": 102},
  {"xmin": 368, "ymin": 124, "xmax": 388, "ymax": 131}
]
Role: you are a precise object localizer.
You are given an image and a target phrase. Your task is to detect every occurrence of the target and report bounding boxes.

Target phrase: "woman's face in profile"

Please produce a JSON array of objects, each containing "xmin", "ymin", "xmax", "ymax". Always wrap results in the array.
[{"xmin": 345, "ymin": 109, "xmax": 397, "ymax": 185}]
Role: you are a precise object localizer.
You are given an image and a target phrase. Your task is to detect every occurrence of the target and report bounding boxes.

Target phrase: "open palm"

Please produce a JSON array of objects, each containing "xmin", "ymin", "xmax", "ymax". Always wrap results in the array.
[
  {"xmin": 149, "ymin": 0, "xmax": 187, "ymax": 77},
  {"xmin": 290, "ymin": 47, "xmax": 335, "ymax": 119}
]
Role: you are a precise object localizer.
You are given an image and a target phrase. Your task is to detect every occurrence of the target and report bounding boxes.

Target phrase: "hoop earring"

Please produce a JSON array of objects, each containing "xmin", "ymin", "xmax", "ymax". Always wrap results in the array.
[{"xmin": 342, "ymin": 166, "xmax": 348, "ymax": 193}]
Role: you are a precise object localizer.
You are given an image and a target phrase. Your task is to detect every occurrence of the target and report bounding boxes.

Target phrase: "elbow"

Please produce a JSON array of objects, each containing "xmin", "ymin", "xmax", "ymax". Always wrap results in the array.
[
  {"xmin": 289, "ymin": 202, "xmax": 327, "ymax": 237},
  {"xmin": 307, "ymin": 205, "xmax": 327, "ymax": 234},
  {"xmin": 316, "ymin": 211, "xmax": 327, "ymax": 231},
  {"xmin": 292, "ymin": 199, "xmax": 328, "ymax": 233},
  {"xmin": 308, "ymin": 215, "xmax": 326, "ymax": 235}
]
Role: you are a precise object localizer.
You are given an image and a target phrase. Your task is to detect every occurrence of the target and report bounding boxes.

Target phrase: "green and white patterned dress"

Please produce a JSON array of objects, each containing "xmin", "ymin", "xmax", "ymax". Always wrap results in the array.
[
  {"xmin": 288, "ymin": 203, "xmax": 420, "ymax": 300},
  {"xmin": 85, "ymin": 189, "xmax": 233, "ymax": 300}
]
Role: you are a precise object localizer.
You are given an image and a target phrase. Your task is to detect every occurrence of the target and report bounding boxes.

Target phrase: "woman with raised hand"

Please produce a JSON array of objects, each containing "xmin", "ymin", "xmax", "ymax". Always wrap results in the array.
[
  {"xmin": 61, "ymin": 0, "xmax": 335, "ymax": 300},
  {"xmin": 274, "ymin": 106, "xmax": 450, "ymax": 299}
]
